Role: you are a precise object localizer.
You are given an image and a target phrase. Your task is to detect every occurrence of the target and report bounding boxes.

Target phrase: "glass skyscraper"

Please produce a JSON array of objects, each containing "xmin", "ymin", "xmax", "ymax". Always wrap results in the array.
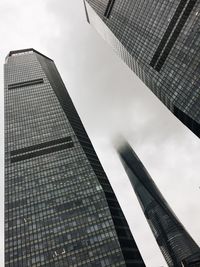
[
  {"xmin": 84, "ymin": 0, "xmax": 200, "ymax": 138},
  {"xmin": 117, "ymin": 141, "xmax": 200, "ymax": 267},
  {"xmin": 4, "ymin": 48, "xmax": 146, "ymax": 267}
]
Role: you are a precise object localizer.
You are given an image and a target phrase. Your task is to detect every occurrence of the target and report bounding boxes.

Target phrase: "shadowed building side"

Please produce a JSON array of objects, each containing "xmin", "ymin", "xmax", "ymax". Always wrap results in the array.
[{"xmin": 117, "ymin": 140, "xmax": 200, "ymax": 267}]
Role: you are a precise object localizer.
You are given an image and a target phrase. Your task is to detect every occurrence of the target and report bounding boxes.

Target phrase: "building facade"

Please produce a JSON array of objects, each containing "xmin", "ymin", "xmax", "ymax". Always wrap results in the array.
[
  {"xmin": 4, "ymin": 49, "xmax": 146, "ymax": 267},
  {"xmin": 84, "ymin": 0, "xmax": 200, "ymax": 138},
  {"xmin": 117, "ymin": 141, "xmax": 200, "ymax": 266}
]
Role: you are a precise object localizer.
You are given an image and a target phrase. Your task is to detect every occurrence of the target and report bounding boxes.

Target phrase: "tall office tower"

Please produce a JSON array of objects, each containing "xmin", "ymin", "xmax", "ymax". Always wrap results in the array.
[
  {"xmin": 117, "ymin": 141, "xmax": 200, "ymax": 266},
  {"xmin": 83, "ymin": 0, "xmax": 200, "ymax": 138},
  {"xmin": 5, "ymin": 48, "xmax": 146, "ymax": 267}
]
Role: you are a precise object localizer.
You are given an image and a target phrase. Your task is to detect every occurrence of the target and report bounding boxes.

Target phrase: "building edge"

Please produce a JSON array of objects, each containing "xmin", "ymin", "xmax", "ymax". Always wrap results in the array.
[{"xmin": 32, "ymin": 49, "xmax": 146, "ymax": 266}]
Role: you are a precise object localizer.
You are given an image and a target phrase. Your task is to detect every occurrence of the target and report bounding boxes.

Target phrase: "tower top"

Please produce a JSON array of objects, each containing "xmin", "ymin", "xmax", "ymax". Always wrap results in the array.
[{"xmin": 5, "ymin": 48, "xmax": 53, "ymax": 62}]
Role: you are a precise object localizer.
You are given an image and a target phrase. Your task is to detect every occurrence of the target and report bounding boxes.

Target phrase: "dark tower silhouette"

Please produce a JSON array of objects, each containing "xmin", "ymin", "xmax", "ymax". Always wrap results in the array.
[
  {"xmin": 84, "ymin": 0, "xmax": 200, "ymax": 138},
  {"xmin": 4, "ymin": 49, "xmax": 146, "ymax": 267},
  {"xmin": 117, "ymin": 140, "xmax": 200, "ymax": 266}
]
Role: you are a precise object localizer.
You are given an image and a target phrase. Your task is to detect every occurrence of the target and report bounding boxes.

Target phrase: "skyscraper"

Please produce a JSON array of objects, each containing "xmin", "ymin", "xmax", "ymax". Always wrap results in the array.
[
  {"xmin": 4, "ymin": 48, "xmax": 146, "ymax": 267},
  {"xmin": 117, "ymin": 140, "xmax": 200, "ymax": 266},
  {"xmin": 84, "ymin": 0, "xmax": 200, "ymax": 138}
]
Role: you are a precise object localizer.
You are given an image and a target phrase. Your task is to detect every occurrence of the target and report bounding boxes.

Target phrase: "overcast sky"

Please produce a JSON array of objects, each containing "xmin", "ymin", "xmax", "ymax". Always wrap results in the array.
[{"xmin": 0, "ymin": 0, "xmax": 199, "ymax": 266}]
